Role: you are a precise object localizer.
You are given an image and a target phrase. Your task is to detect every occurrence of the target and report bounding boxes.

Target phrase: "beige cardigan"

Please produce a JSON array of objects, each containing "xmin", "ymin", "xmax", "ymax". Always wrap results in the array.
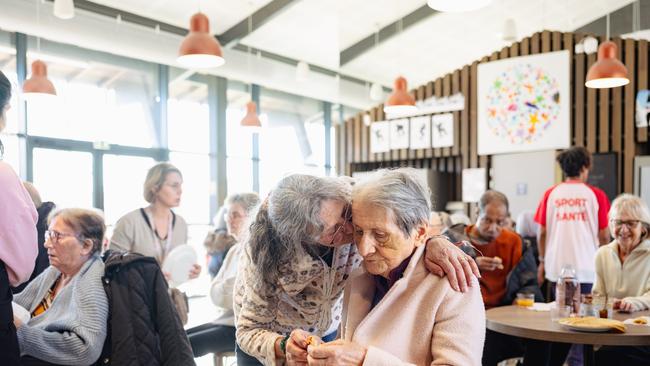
[
  {"xmin": 593, "ymin": 239, "xmax": 650, "ymax": 312},
  {"xmin": 341, "ymin": 245, "xmax": 485, "ymax": 366}
]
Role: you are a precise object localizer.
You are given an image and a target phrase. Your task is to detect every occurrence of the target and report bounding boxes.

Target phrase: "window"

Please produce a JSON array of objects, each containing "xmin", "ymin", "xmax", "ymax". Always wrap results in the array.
[
  {"xmin": 258, "ymin": 87, "xmax": 324, "ymax": 196},
  {"xmin": 32, "ymin": 148, "xmax": 93, "ymax": 208},
  {"xmin": 25, "ymin": 41, "xmax": 157, "ymax": 148},
  {"xmin": 170, "ymin": 152, "xmax": 210, "ymax": 225},
  {"xmin": 0, "ymin": 30, "xmax": 21, "ymax": 174},
  {"xmin": 168, "ymin": 70, "xmax": 210, "ymax": 154},
  {"xmin": 102, "ymin": 154, "xmax": 154, "ymax": 224}
]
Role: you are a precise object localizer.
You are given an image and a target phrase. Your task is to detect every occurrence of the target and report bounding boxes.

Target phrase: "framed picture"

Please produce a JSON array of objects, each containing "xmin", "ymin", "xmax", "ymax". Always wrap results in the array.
[
  {"xmin": 389, "ymin": 118, "xmax": 409, "ymax": 149},
  {"xmin": 370, "ymin": 121, "xmax": 390, "ymax": 153},
  {"xmin": 478, "ymin": 50, "xmax": 571, "ymax": 155},
  {"xmin": 410, "ymin": 116, "xmax": 431, "ymax": 149},
  {"xmin": 432, "ymin": 113, "xmax": 454, "ymax": 148}
]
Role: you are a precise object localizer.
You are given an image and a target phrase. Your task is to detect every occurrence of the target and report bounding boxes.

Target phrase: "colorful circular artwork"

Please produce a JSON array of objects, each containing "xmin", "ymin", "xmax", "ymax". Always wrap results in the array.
[{"xmin": 485, "ymin": 63, "xmax": 561, "ymax": 144}]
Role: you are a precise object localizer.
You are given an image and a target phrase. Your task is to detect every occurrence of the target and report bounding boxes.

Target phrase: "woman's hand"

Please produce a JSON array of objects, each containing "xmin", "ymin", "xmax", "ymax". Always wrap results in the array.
[
  {"xmin": 619, "ymin": 299, "xmax": 638, "ymax": 313},
  {"xmin": 13, "ymin": 315, "xmax": 23, "ymax": 329},
  {"xmin": 476, "ymin": 256, "xmax": 502, "ymax": 272},
  {"xmin": 188, "ymin": 264, "xmax": 201, "ymax": 279},
  {"xmin": 286, "ymin": 329, "xmax": 319, "ymax": 366},
  {"xmin": 307, "ymin": 340, "xmax": 366, "ymax": 366},
  {"xmin": 423, "ymin": 236, "xmax": 480, "ymax": 292}
]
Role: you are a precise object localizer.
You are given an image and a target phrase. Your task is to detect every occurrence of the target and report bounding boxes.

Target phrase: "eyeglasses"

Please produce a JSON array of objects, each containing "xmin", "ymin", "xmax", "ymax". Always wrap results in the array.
[
  {"xmin": 328, "ymin": 205, "xmax": 352, "ymax": 245},
  {"xmin": 44, "ymin": 230, "xmax": 80, "ymax": 244},
  {"xmin": 611, "ymin": 219, "xmax": 640, "ymax": 229}
]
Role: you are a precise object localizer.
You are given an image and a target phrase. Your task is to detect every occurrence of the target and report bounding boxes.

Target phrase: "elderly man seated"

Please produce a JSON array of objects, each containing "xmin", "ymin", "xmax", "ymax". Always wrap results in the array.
[
  {"xmin": 446, "ymin": 190, "xmax": 542, "ymax": 366},
  {"xmin": 301, "ymin": 168, "xmax": 485, "ymax": 366}
]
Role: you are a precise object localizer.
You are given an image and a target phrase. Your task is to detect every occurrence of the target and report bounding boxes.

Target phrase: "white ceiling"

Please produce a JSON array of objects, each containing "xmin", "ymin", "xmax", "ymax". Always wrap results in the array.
[
  {"xmin": 7, "ymin": 0, "xmax": 639, "ymax": 109},
  {"xmin": 89, "ymin": 0, "xmax": 273, "ymax": 33}
]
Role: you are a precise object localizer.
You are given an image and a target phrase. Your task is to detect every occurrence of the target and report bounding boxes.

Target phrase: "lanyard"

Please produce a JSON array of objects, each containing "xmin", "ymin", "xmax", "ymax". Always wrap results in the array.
[{"xmin": 140, "ymin": 208, "xmax": 175, "ymax": 262}]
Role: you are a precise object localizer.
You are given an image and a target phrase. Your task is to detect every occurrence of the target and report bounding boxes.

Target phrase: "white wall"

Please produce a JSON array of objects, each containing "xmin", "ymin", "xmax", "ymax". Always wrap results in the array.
[{"xmin": 491, "ymin": 150, "xmax": 558, "ymax": 220}]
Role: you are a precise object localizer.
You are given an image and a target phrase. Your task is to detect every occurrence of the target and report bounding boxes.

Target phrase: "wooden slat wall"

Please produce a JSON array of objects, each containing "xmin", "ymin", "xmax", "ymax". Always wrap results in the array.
[{"xmin": 342, "ymin": 31, "xmax": 650, "ymax": 208}]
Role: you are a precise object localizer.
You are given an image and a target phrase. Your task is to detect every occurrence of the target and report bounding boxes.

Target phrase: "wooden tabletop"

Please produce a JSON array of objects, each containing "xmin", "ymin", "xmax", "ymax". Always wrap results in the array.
[{"xmin": 486, "ymin": 305, "xmax": 650, "ymax": 346}]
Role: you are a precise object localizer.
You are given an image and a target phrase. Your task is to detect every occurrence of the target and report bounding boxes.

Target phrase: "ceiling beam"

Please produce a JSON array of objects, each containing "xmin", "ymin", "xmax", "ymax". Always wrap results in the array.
[
  {"xmin": 219, "ymin": 0, "xmax": 300, "ymax": 47},
  {"xmin": 339, "ymin": 5, "xmax": 438, "ymax": 66}
]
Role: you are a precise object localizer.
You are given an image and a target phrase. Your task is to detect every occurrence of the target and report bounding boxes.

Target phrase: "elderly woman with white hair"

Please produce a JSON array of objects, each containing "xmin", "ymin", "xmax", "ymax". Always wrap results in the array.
[
  {"xmin": 592, "ymin": 194, "xmax": 650, "ymax": 365},
  {"xmin": 303, "ymin": 168, "xmax": 485, "ymax": 366},
  {"xmin": 235, "ymin": 174, "xmax": 480, "ymax": 366}
]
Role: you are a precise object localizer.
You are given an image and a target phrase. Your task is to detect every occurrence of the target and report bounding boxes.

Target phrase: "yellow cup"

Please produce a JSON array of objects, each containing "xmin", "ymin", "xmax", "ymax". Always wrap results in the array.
[{"xmin": 516, "ymin": 293, "xmax": 535, "ymax": 307}]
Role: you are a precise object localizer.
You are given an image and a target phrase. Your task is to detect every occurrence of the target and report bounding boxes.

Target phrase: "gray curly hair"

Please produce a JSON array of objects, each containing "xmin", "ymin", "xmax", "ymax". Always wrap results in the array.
[
  {"xmin": 248, "ymin": 174, "xmax": 351, "ymax": 282},
  {"xmin": 353, "ymin": 168, "xmax": 431, "ymax": 237}
]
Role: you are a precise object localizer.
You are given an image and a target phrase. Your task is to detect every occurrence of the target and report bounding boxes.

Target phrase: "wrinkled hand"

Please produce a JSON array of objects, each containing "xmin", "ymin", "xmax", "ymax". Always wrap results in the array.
[
  {"xmin": 13, "ymin": 315, "xmax": 23, "ymax": 329},
  {"xmin": 537, "ymin": 262, "xmax": 545, "ymax": 285},
  {"xmin": 619, "ymin": 299, "xmax": 637, "ymax": 313},
  {"xmin": 188, "ymin": 264, "xmax": 201, "ymax": 279},
  {"xmin": 307, "ymin": 339, "xmax": 366, "ymax": 366},
  {"xmin": 285, "ymin": 329, "xmax": 313, "ymax": 366},
  {"xmin": 424, "ymin": 236, "xmax": 480, "ymax": 292},
  {"xmin": 476, "ymin": 256, "xmax": 502, "ymax": 272}
]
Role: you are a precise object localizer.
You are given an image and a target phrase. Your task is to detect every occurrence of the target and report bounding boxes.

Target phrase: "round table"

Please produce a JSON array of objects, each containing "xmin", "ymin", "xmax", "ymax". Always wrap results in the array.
[{"xmin": 486, "ymin": 305, "xmax": 650, "ymax": 365}]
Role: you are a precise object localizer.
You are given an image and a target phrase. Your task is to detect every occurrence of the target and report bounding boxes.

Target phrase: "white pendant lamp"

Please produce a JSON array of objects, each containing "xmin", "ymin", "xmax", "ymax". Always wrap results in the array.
[
  {"xmin": 178, "ymin": 13, "xmax": 225, "ymax": 69},
  {"xmin": 427, "ymin": 0, "xmax": 491, "ymax": 12},
  {"xmin": 296, "ymin": 61, "xmax": 310, "ymax": 82},
  {"xmin": 502, "ymin": 18, "xmax": 517, "ymax": 42},
  {"xmin": 369, "ymin": 82, "xmax": 383, "ymax": 101},
  {"xmin": 53, "ymin": 0, "xmax": 75, "ymax": 19}
]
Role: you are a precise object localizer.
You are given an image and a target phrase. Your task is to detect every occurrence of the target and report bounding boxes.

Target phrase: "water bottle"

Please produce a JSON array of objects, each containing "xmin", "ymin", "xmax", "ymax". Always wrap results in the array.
[{"xmin": 556, "ymin": 265, "xmax": 580, "ymax": 315}]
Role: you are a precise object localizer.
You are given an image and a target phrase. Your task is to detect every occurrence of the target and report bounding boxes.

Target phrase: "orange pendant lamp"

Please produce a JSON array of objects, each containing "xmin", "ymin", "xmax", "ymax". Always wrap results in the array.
[
  {"xmin": 23, "ymin": 60, "xmax": 56, "ymax": 97},
  {"xmin": 383, "ymin": 76, "xmax": 417, "ymax": 115},
  {"xmin": 240, "ymin": 101, "xmax": 262, "ymax": 129},
  {"xmin": 585, "ymin": 41, "xmax": 629, "ymax": 88},
  {"xmin": 178, "ymin": 12, "xmax": 225, "ymax": 69}
]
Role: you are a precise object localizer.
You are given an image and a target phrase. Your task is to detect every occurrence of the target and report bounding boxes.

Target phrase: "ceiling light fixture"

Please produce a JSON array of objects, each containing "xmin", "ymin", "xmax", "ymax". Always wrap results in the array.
[
  {"xmin": 502, "ymin": 18, "xmax": 517, "ymax": 42},
  {"xmin": 240, "ymin": 101, "xmax": 262, "ymax": 129},
  {"xmin": 296, "ymin": 61, "xmax": 310, "ymax": 82},
  {"xmin": 384, "ymin": 76, "xmax": 417, "ymax": 115},
  {"xmin": 53, "ymin": 0, "xmax": 74, "ymax": 19},
  {"xmin": 370, "ymin": 82, "xmax": 383, "ymax": 101},
  {"xmin": 585, "ymin": 13, "xmax": 629, "ymax": 89},
  {"xmin": 427, "ymin": 0, "xmax": 492, "ymax": 12},
  {"xmin": 23, "ymin": 60, "xmax": 57, "ymax": 98},
  {"xmin": 178, "ymin": 13, "xmax": 225, "ymax": 69}
]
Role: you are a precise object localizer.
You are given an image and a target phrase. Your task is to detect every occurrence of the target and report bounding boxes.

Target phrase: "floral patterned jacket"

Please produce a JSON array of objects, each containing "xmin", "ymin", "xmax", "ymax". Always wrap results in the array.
[{"xmin": 234, "ymin": 242, "xmax": 362, "ymax": 366}]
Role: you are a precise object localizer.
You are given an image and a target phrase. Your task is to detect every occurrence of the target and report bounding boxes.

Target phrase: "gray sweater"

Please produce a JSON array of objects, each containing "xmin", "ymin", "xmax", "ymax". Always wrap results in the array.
[{"xmin": 14, "ymin": 255, "xmax": 109, "ymax": 366}]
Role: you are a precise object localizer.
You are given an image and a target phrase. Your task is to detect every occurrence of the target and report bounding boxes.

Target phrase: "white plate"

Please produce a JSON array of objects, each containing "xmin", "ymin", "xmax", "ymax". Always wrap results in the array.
[
  {"xmin": 12, "ymin": 302, "xmax": 30, "ymax": 324},
  {"xmin": 162, "ymin": 245, "xmax": 197, "ymax": 288},
  {"xmin": 561, "ymin": 323, "xmax": 612, "ymax": 332}
]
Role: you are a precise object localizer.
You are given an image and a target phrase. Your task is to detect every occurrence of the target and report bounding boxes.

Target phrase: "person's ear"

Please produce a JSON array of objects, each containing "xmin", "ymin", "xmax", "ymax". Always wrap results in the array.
[
  {"xmin": 80, "ymin": 239, "xmax": 93, "ymax": 256},
  {"xmin": 413, "ymin": 223, "xmax": 429, "ymax": 247}
]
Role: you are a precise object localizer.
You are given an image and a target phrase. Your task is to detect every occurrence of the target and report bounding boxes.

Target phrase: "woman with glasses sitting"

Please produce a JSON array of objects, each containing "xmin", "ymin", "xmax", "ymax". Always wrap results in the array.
[
  {"xmin": 12, "ymin": 208, "xmax": 109, "ymax": 366},
  {"xmin": 592, "ymin": 194, "xmax": 650, "ymax": 365},
  {"xmin": 234, "ymin": 174, "xmax": 480, "ymax": 366}
]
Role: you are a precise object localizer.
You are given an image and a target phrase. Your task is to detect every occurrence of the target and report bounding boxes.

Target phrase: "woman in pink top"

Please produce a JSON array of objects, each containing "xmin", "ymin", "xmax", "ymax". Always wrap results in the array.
[{"xmin": 0, "ymin": 70, "xmax": 38, "ymax": 365}]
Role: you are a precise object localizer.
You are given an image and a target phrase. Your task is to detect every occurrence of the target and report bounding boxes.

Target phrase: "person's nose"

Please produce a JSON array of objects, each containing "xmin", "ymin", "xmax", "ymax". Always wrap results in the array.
[{"xmin": 356, "ymin": 234, "xmax": 375, "ymax": 257}]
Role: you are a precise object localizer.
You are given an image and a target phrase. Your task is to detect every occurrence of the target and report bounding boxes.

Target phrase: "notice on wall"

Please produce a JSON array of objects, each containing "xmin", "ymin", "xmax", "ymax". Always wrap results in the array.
[{"xmin": 462, "ymin": 168, "xmax": 486, "ymax": 203}]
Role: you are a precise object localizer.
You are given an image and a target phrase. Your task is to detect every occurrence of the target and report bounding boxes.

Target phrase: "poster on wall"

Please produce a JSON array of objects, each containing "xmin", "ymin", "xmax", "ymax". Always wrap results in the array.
[
  {"xmin": 432, "ymin": 113, "xmax": 454, "ymax": 148},
  {"xmin": 637, "ymin": 90, "xmax": 650, "ymax": 127},
  {"xmin": 410, "ymin": 116, "xmax": 431, "ymax": 149},
  {"xmin": 370, "ymin": 121, "xmax": 390, "ymax": 153},
  {"xmin": 462, "ymin": 168, "xmax": 486, "ymax": 203},
  {"xmin": 477, "ymin": 50, "xmax": 571, "ymax": 155},
  {"xmin": 390, "ymin": 119, "xmax": 409, "ymax": 149}
]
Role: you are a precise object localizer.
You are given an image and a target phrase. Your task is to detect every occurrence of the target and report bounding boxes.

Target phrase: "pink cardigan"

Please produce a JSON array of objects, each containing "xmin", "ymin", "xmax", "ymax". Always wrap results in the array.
[
  {"xmin": 341, "ymin": 245, "xmax": 485, "ymax": 366},
  {"xmin": 0, "ymin": 161, "xmax": 38, "ymax": 286}
]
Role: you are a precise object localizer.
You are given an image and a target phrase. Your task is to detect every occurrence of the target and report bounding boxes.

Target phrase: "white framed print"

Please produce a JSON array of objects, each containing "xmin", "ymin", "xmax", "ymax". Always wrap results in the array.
[
  {"xmin": 432, "ymin": 113, "xmax": 454, "ymax": 148},
  {"xmin": 410, "ymin": 116, "xmax": 431, "ymax": 149},
  {"xmin": 389, "ymin": 119, "xmax": 409, "ymax": 149},
  {"xmin": 370, "ymin": 121, "xmax": 390, "ymax": 153},
  {"xmin": 478, "ymin": 50, "xmax": 571, "ymax": 155}
]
